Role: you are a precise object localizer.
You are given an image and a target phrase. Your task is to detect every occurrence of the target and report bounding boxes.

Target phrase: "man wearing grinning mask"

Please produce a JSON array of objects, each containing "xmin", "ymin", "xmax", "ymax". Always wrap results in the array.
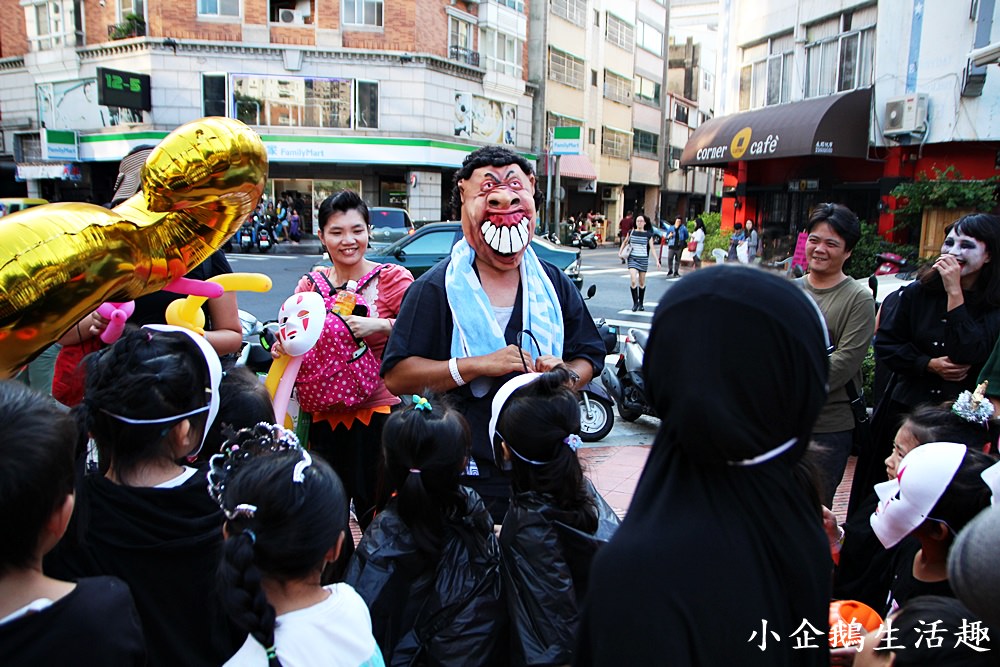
[{"xmin": 382, "ymin": 145, "xmax": 604, "ymax": 521}]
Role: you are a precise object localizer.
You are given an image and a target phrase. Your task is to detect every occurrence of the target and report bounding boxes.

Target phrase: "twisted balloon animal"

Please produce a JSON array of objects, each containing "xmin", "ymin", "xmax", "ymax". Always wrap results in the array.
[{"xmin": 0, "ymin": 117, "xmax": 267, "ymax": 377}]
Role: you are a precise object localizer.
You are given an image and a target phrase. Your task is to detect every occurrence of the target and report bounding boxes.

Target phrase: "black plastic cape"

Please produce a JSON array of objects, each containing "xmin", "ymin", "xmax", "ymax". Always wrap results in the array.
[
  {"xmin": 576, "ymin": 266, "xmax": 833, "ymax": 667},
  {"xmin": 501, "ymin": 480, "xmax": 620, "ymax": 666},
  {"xmin": 345, "ymin": 486, "xmax": 507, "ymax": 666}
]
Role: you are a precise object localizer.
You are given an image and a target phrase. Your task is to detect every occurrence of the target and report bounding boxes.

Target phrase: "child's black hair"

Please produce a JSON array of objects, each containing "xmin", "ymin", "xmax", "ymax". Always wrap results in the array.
[
  {"xmin": 0, "ymin": 381, "xmax": 78, "ymax": 574},
  {"xmin": 218, "ymin": 443, "xmax": 348, "ymax": 667},
  {"xmin": 883, "ymin": 596, "xmax": 995, "ymax": 666},
  {"xmin": 904, "ymin": 402, "xmax": 998, "ymax": 456},
  {"xmin": 497, "ymin": 367, "xmax": 597, "ymax": 533},
  {"xmin": 201, "ymin": 366, "xmax": 275, "ymax": 462},
  {"xmin": 77, "ymin": 328, "xmax": 211, "ymax": 484},
  {"xmin": 380, "ymin": 392, "xmax": 471, "ymax": 557},
  {"xmin": 926, "ymin": 448, "xmax": 994, "ymax": 538}
]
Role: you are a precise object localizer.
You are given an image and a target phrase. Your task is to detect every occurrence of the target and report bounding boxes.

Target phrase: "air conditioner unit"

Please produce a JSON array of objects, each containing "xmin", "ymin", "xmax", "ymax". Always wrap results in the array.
[
  {"xmin": 278, "ymin": 8, "xmax": 305, "ymax": 24},
  {"xmin": 669, "ymin": 159, "xmax": 681, "ymax": 171},
  {"xmin": 601, "ymin": 186, "xmax": 615, "ymax": 200},
  {"xmin": 884, "ymin": 94, "xmax": 929, "ymax": 137}
]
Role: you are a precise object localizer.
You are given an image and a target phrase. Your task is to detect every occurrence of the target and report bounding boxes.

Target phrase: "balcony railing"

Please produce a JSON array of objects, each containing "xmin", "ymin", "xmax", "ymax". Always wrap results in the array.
[{"xmin": 449, "ymin": 45, "xmax": 480, "ymax": 67}]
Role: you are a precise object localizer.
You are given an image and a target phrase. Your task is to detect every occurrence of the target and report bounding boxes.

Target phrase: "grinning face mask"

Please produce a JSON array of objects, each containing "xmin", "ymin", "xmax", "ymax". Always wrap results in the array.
[
  {"xmin": 870, "ymin": 442, "xmax": 967, "ymax": 548},
  {"xmin": 459, "ymin": 163, "xmax": 537, "ymax": 273},
  {"xmin": 277, "ymin": 291, "xmax": 325, "ymax": 356}
]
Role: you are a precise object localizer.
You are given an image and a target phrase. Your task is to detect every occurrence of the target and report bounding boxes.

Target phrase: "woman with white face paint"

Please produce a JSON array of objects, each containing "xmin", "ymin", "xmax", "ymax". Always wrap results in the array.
[{"xmin": 850, "ymin": 213, "xmax": 1000, "ymax": 516}]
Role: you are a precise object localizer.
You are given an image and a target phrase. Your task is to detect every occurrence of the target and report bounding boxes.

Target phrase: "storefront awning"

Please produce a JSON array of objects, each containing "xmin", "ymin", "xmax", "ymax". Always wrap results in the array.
[
  {"xmin": 680, "ymin": 88, "xmax": 871, "ymax": 167},
  {"xmin": 557, "ymin": 153, "xmax": 598, "ymax": 180},
  {"xmin": 15, "ymin": 162, "xmax": 82, "ymax": 181}
]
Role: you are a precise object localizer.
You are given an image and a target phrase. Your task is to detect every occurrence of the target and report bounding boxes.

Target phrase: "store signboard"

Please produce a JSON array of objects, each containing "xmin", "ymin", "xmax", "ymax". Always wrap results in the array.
[
  {"xmin": 42, "ymin": 129, "xmax": 79, "ymax": 160},
  {"xmin": 97, "ymin": 67, "xmax": 152, "ymax": 111},
  {"xmin": 551, "ymin": 126, "xmax": 582, "ymax": 155}
]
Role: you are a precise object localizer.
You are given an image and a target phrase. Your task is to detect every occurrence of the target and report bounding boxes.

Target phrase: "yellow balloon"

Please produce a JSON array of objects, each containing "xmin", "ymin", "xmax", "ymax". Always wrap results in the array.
[
  {"xmin": 165, "ymin": 272, "xmax": 273, "ymax": 334},
  {"xmin": 0, "ymin": 117, "xmax": 267, "ymax": 377}
]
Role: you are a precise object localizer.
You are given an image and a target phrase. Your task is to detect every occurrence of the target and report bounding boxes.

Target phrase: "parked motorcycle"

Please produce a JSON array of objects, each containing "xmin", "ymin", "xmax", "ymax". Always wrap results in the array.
[
  {"xmin": 238, "ymin": 218, "xmax": 255, "ymax": 253},
  {"xmin": 576, "ymin": 285, "xmax": 618, "ymax": 442},
  {"xmin": 540, "ymin": 230, "xmax": 561, "ymax": 245},
  {"xmin": 570, "ymin": 229, "xmax": 598, "ymax": 249},
  {"xmin": 237, "ymin": 309, "xmax": 277, "ymax": 374},
  {"xmin": 875, "ymin": 252, "xmax": 910, "ymax": 275},
  {"xmin": 601, "ymin": 326, "xmax": 656, "ymax": 423}
]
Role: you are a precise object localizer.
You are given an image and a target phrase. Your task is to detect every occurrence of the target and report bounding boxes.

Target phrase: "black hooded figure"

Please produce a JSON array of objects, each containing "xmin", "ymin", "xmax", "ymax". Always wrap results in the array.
[{"xmin": 576, "ymin": 265, "xmax": 833, "ymax": 666}]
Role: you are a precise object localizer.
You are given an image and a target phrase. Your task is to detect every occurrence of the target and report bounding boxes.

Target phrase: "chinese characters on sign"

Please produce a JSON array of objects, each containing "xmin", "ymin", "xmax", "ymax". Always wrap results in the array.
[{"xmin": 749, "ymin": 618, "xmax": 991, "ymax": 653}]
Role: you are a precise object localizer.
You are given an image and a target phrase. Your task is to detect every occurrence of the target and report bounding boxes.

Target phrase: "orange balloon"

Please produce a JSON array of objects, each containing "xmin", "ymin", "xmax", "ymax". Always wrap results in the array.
[{"xmin": 0, "ymin": 117, "xmax": 267, "ymax": 377}]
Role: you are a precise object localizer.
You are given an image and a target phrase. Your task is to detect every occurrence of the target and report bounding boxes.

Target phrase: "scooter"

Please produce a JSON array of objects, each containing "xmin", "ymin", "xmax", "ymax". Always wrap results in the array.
[
  {"xmin": 540, "ymin": 230, "xmax": 561, "ymax": 245},
  {"xmin": 570, "ymin": 230, "xmax": 598, "ymax": 249},
  {"xmin": 238, "ymin": 218, "xmax": 255, "ymax": 253},
  {"xmin": 875, "ymin": 252, "xmax": 910, "ymax": 275},
  {"xmin": 237, "ymin": 309, "xmax": 277, "ymax": 374},
  {"xmin": 577, "ymin": 285, "xmax": 619, "ymax": 442},
  {"xmin": 600, "ymin": 326, "xmax": 656, "ymax": 423}
]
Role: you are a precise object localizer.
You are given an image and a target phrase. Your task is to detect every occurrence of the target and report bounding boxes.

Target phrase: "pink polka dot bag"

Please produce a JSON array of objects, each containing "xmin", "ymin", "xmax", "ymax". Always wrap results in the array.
[{"xmin": 294, "ymin": 265, "xmax": 385, "ymax": 413}]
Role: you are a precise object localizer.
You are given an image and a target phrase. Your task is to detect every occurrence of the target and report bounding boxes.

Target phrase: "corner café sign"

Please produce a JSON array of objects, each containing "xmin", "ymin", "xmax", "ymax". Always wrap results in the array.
[{"xmin": 695, "ymin": 126, "xmax": 780, "ymax": 162}]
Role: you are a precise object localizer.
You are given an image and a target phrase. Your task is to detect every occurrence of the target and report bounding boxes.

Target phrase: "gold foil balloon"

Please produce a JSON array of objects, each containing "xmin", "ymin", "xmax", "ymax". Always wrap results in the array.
[{"xmin": 0, "ymin": 117, "xmax": 267, "ymax": 377}]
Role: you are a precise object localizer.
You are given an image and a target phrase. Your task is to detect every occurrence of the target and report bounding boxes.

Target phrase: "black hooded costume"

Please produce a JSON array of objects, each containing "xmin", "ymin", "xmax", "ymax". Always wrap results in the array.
[{"xmin": 575, "ymin": 266, "xmax": 832, "ymax": 666}]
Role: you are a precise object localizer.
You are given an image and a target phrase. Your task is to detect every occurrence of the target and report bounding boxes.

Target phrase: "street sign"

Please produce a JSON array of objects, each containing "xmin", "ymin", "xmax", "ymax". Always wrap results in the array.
[{"xmin": 551, "ymin": 126, "xmax": 582, "ymax": 155}]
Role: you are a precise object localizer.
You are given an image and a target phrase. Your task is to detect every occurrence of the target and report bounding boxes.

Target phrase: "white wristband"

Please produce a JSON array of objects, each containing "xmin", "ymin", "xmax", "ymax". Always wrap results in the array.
[{"xmin": 449, "ymin": 357, "xmax": 466, "ymax": 387}]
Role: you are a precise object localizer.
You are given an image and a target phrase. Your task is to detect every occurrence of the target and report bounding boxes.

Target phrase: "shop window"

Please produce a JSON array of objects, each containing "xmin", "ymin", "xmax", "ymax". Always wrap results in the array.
[
  {"xmin": 606, "ymin": 13, "xmax": 634, "ymax": 51},
  {"xmin": 549, "ymin": 47, "xmax": 585, "ymax": 89},
  {"xmin": 342, "ymin": 0, "xmax": 381, "ymax": 27},
  {"xmin": 632, "ymin": 129, "xmax": 658, "ymax": 156},
  {"xmin": 551, "ymin": 0, "xmax": 586, "ymax": 27}
]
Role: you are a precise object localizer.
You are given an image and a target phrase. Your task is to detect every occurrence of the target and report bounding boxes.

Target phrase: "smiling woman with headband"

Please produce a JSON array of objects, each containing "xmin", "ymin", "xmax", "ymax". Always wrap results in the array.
[
  {"xmin": 577, "ymin": 266, "xmax": 832, "ymax": 667},
  {"xmin": 490, "ymin": 367, "xmax": 620, "ymax": 667},
  {"xmin": 45, "ymin": 326, "xmax": 240, "ymax": 667}
]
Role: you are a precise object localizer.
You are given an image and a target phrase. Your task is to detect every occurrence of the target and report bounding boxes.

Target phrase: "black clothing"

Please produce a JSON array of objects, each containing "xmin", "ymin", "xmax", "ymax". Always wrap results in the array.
[
  {"xmin": 852, "ymin": 280, "xmax": 1000, "ymax": 515},
  {"xmin": 0, "ymin": 576, "xmax": 145, "ymax": 665},
  {"xmin": 381, "ymin": 258, "xmax": 604, "ymax": 516},
  {"xmin": 45, "ymin": 468, "xmax": 240, "ymax": 667},
  {"xmin": 500, "ymin": 482, "xmax": 619, "ymax": 667},
  {"xmin": 345, "ymin": 487, "xmax": 507, "ymax": 666},
  {"xmin": 885, "ymin": 538, "xmax": 955, "ymax": 616},
  {"xmin": 130, "ymin": 251, "xmax": 233, "ymax": 327},
  {"xmin": 577, "ymin": 266, "xmax": 832, "ymax": 666}
]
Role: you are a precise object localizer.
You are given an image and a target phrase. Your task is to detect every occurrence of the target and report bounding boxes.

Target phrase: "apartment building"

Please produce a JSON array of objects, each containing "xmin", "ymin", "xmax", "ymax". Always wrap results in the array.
[
  {"xmin": 0, "ymin": 0, "xmax": 535, "ymax": 225},
  {"xmin": 681, "ymin": 0, "xmax": 1000, "ymax": 258}
]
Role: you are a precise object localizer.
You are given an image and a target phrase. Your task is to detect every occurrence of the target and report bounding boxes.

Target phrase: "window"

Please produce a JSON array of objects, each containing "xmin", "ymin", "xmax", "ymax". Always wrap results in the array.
[
  {"xmin": 738, "ymin": 36, "xmax": 793, "ymax": 110},
  {"xmin": 805, "ymin": 27, "xmax": 875, "ymax": 97},
  {"xmin": 591, "ymin": 69, "xmax": 598, "ymax": 86},
  {"xmin": 593, "ymin": 9, "xmax": 599, "ymax": 26},
  {"xmin": 203, "ymin": 74, "xmax": 227, "ymax": 116},
  {"xmin": 549, "ymin": 47, "xmax": 585, "ymax": 89},
  {"xmin": 602, "ymin": 126, "xmax": 630, "ymax": 159},
  {"xmin": 399, "ymin": 230, "xmax": 458, "ymax": 256},
  {"xmin": 119, "ymin": 0, "xmax": 144, "ymax": 21},
  {"xmin": 198, "ymin": 0, "xmax": 238, "ymax": 17},
  {"xmin": 603, "ymin": 70, "xmax": 631, "ymax": 105},
  {"xmin": 29, "ymin": 0, "xmax": 74, "ymax": 49},
  {"xmin": 481, "ymin": 29, "xmax": 522, "ymax": 77},
  {"xmin": 551, "ymin": 0, "xmax": 586, "ymax": 27},
  {"xmin": 674, "ymin": 103, "xmax": 689, "ymax": 124},
  {"xmin": 487, "ymin": 0, "xmax": 524, "ymax": 14},
  {"xmin": 448, "ymin": 16, "xmax": 478, "ymax": 65},
  {"xmin": 545, "ymin": 112, "xmax": 582, "ymax": 140},
  {"xmin": 632, "ymin": 129, "xmax": 658, "ymax": 156},
  {"xmin": 356, "ymin": 81, "xmax": 378, "ymax": 128},
  {"xmin": 634, "ymin": 75, "xmax": 661, "ymax": 106},
  {"xmin": 231, "ymin": 75, "xmax": 377, "ymax": 129},
  {"xmin": 588, "ymin": 128, "xmax": 596, "ymax": 144},
  {"xmin": 636, "ymin": 20, "xmax": 662, "ymax": 56},
  {"xmin": 342, "ymin": 0, "xmax": 382, "ymax": 27},
  {"xmin": 606, "ymin": 14, "xmax": 634, "ymax": 51}
]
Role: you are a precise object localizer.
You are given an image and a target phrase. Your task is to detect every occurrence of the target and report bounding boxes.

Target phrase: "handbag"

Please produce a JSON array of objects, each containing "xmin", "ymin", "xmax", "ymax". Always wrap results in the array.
[
  {"xmin": 618, "ymin": 236, "xmax": 631, "ymax": 260},
  {"xmin": 686, "ymin": 239, "xmax": 697, "ymax": 252}
]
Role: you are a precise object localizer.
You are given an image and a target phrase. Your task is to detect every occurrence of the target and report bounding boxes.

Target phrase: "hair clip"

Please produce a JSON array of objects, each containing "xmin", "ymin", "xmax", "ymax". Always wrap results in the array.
[
  {"xmin": 411, "ymin": 394, "xmax": 432, "ymax": 412},
  {"xmin": 207, "ymin": 422, "xmax": 304, "ymax": 511},
  {"xmin": 292, "ymin": 450, "xmax": 313, "ymax": 483},
  {"xmin": 952, "ymin": 381, "xmax": 994, "ymax": 425},
  {"xmin": 564, "ymin": 434, "xmax": 582, "ymax": 452},
  {"xmin": 225, "ymin": 503, "xmax": 258, "ymax": 520}
]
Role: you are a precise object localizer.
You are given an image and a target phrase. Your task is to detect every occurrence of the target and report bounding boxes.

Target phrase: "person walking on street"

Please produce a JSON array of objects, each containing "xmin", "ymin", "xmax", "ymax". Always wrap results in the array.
[
  {"xmin": 796, "ymin": 203, "xmax": 875, "ymax": 507},
  {"xmin": 665, "ymin": 218, "xmax": 688, "ymax": 277},
  {"xmin": 691, "ymin": 218, "xmax": 706, "ymax": 269},
  {"xmin": 625, "ymin": 214, "xmax": 660, "ymax": 311}
]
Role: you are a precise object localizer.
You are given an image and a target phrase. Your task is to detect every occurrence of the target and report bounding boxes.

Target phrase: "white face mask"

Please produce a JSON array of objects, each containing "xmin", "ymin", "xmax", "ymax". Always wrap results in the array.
[
  {"xmin": 870, "ymin": 442, "xmax": 967, "ymax": 548},
  {"xmin": 277, "ymin": 291, "xmax": 325, "ymax": 357}
]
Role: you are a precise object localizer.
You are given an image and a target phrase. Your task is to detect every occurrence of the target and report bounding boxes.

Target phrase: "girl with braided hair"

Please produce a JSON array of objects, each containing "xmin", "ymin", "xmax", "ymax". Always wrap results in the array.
[
  {"xmin": 44, "ymin": 325, "xmax": 240, "ymax": 666},
  {"xmin": 490, "ymin": 367, "xmax": 620, "ymax": 666},
  {"xmin": 345, "ymin": 393, "xmax": 507, "ymax": 666},
  {"xmin": 211, "ymin": 424, "xmax": 382, "ymax": 667}
]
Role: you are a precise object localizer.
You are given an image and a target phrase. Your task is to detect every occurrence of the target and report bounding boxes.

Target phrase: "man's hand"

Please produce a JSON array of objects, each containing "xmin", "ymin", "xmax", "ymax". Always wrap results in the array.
[
  {"xmin": 927, "ymin": 356, "xmax": 970, "ymax": 381},
  {"xmin": 482, "ymin": 344, "xmax": 535, "ymax": 376}
]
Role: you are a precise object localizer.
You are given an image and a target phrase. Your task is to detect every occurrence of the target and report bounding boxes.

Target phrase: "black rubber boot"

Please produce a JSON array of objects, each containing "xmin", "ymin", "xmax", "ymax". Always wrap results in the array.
[
  {"xmin": 630, "ymin": 287, "xmax": 639, "ymax": 312},
  {"xmin": 638, "ymin": 287, "xmax": 646, "ymax": 311}
]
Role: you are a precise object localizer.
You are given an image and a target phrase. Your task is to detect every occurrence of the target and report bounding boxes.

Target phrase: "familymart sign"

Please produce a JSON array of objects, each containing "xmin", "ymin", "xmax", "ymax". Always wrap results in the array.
[{"xmin": 550, "ymin": 126, "xmax": 582, "ymax": 155}]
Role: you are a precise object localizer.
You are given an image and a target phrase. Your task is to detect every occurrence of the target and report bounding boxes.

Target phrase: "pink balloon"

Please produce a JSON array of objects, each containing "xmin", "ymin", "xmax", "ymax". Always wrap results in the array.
[
  {"xmin": 272, "ymin": 355, "xmax": 303, "ymax": 425},
  {"xmin": 96, "ymin": 301, "xmax": 136, "ymax": 344},
  {"xmin": 164, "ymin": 276, "xmax": 225, "ymax": 299}
]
